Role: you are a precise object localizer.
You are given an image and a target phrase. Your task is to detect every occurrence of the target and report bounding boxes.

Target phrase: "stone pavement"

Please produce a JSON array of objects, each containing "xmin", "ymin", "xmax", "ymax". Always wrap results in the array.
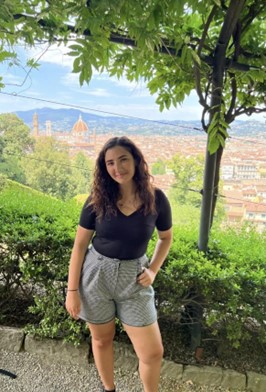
[{"xmin": 1, "ymin": 326, "xmax": 266, "ymax": 391}]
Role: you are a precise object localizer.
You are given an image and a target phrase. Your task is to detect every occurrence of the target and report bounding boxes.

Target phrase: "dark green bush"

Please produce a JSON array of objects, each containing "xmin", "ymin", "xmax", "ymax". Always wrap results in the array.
[
  {"xmin": 150, "ymin": 225, "xmax": 266, "ymax": 347},
  {"xmin": 0, "ymin": 180, "xmax": 84, "ymax": 343}
]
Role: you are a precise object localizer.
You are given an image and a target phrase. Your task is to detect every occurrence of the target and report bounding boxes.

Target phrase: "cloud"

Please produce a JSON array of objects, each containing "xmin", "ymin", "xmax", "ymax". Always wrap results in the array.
[
  {"xmin": 1, "ymin": 71, "xmax": 25, "ymax": 86},
  {"xmin": 20, "ymin": 45, "xmax": 156, "ymax": 98},
  {"xmin": 105, "ymin": 75, "xmax": 151, "ymax": 95},
  {"xmin": 60, "ymin": 74, "xmax": 110, "ymax": 97},
  {"xmin": 61, "ymin": 72, "xmax": 80, "ymax": 86},
  {"xmin": 61, "ymin": 71, "xmax": 146, "ymax": 98},
  {"xmin": 88, "ymin": 101, "xmax": 202, "ymax": 121},
  {"xmin": 0, "ymin": 93, "xmax": 46, "ymax": 113},
  {"xmin": 86, "ymin": 88, "xmax": 111, "ymax": 97},
  {"xmin": 26, "ymin": 43, "xmax": 74, "ymax": 68}
]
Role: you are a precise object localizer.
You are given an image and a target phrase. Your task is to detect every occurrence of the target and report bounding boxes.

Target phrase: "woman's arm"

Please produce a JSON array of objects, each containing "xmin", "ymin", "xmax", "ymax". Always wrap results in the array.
[
  {"xmin": 65, "ymin": 225, "xmax": 94, "ymax": 319},
  {"xmin": 67, "ymin": 225, "xmax": 94, "ymax": 289},
  {"xmin": 137, "ymin": 228, "xmax": 173, "ymax": 286}
]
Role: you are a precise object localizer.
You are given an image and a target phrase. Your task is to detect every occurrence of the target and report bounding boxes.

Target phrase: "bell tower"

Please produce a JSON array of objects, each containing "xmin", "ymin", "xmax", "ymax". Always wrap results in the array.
[
  {"xmin": 33, "ymin": 112, "xmax": 39, "ymax": 137},
  {"xmin": 45, "ymin": 120, "xmax": 52, "ymax": 136}
]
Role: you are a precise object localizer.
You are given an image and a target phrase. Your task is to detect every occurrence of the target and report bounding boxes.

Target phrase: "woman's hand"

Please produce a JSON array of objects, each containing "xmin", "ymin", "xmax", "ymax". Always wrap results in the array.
[
  {"xmin": 65, "ymin": 291, "xmax": 81, "ymax": 320},
  {"xmin": 137, "ymin": 267, "xmax": 156, "ymax": 287}
]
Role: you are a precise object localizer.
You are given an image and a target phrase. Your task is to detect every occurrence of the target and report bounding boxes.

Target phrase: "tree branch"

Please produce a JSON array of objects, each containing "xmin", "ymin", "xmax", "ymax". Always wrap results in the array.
[
  {"xmin": 235, "ymin": 106, "xmax": 266, "ymax": 117},
  {"xmin": 217, "ymin": 0, "xmax": 245, "ymax": 51},
  {"xmin": 231, "ymin": 21, "xmax": 242, "ymax": 61},
  {"xmin": 241, "ymin": 1, "xmax": 265, "ymax": 33},
  {"xmin": 193, "ymin": 62, "xmax": 210, "ymax": 111},
  {"xmin": 193, "ymin": 5, "xmax": 218, "ymax": 114},
  {"xmin": 225, "ymin": 72, "xmax": 237, "ymax": 123},
  {"xmin": 197, "ymin": 5, "xmax": 217, "ymax": 56},
  {"xmin": 12, "ymin": 13, "xmax": 262, "ymax": 73}
]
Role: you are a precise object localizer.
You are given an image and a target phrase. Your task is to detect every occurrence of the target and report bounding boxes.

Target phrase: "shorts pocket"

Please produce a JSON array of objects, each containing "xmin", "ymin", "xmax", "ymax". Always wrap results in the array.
[{"xmin": 80, "ymin": 250, "xmax": 101, "ymax": 286}]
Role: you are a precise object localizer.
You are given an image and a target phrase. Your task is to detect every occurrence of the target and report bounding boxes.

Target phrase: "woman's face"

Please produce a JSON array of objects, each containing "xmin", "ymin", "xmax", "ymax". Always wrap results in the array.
[{"xmin": 105, "ymin": 145, "xmax": 136, "ymax": 185}]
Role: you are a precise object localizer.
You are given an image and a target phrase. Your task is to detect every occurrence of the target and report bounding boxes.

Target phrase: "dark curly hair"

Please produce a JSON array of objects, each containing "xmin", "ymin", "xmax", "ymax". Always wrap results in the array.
[{"xmin": 90, "ymin": 136, "xmax": 156, "ymax": 219}]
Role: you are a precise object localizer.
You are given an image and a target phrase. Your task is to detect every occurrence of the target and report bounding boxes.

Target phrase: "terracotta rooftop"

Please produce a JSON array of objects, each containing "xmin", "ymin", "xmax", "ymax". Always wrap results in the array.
[{"xmin": 245, "ymin": 202, "xmax": 266, "ymax": 213}]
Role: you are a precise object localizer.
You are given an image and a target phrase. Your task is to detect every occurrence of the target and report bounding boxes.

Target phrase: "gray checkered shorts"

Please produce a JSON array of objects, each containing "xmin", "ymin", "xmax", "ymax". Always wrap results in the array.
[{"xmin": 78, "ymin": 246, "xmax": 157, "ymax": 326}]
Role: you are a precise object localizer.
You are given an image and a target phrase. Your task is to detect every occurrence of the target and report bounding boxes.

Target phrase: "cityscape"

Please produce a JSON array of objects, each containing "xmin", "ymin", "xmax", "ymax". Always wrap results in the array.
[{"xmin": 20, "ymin": 110, "xmax": 266, "ymax": 233}]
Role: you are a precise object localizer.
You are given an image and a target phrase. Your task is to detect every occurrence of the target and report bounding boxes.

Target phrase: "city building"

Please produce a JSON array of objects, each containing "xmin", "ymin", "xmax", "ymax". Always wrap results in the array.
[
  {"xmin": 32, "ymin": 113, "xmax": 96, "ymax": 157},
  {"xmin": 31, "ymin": 116, "xmax": 266, "ymax": 232}
]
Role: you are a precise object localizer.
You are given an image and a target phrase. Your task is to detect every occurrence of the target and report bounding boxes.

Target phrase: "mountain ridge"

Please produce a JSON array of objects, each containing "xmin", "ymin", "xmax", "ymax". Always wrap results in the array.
[{"xmin": 13, "ymin": 107, "xmax": 266, "ymax": 137}]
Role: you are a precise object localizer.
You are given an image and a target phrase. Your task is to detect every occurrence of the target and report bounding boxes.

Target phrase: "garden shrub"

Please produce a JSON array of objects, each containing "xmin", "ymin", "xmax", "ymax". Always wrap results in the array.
[
  {"xmin": 0, "ymin": 180, "xmax": 85, "ymax": 343},
  {"xmin": 0, "ymin": 173, "xmax": 8, "ymax": 191},
  {"xmin": 150, "ymin": 225, "xmax": 266, "ymax": 347}
]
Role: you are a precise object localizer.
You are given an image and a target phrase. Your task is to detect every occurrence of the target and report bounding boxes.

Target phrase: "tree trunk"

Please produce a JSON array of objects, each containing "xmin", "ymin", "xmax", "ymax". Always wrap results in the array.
[
  {"xmin": 210, "ymin": 145, "xmax": 224, "ymax": 227},
  {"xmin": 198, "ymin": 0, "xmax": 246, "ymax": 252},
  {"xmin": 191, "ymin": 0, "xmax": 246, "ymax": 352}
]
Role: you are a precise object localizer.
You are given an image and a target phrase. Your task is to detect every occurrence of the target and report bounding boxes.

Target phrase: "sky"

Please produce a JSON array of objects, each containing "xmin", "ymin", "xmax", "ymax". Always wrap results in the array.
[{"xmin": 0, "ymin": 43, "xmax": 265, "ymax": 123}]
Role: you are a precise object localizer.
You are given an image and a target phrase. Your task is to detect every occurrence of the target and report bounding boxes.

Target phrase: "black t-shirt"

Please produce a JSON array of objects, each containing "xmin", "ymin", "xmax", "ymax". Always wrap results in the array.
[{"xmin": 79, "ymin": 188, "xmax": 172, "ymax": 259}]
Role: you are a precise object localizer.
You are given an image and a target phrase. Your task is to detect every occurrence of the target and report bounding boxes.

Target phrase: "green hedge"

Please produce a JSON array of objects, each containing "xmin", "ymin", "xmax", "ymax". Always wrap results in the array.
[
  {"xmin": 149, "ymin": 225, "xmax": 266, "ymax": 347},
  {"xmin": 0, "ymin": 181, "xmax": 84, "ymax": 342},
  {"xmin": 1, "ymin": 180, "xmax": 266, "ymax": 347}
]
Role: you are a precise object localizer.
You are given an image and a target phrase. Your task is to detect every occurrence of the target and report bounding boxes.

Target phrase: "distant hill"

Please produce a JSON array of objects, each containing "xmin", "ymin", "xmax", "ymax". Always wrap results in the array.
[
  {"xmin": 15, "ymin": 107, "xmax": 102, "ymax": 125},
  {"xmin": 13, "ymin": 107, "xmax": 266, "ymax": 137}
]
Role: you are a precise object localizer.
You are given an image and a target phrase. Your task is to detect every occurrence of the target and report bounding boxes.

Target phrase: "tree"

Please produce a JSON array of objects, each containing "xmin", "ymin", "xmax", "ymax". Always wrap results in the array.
[
  {"xmin": 0, "ymin": 137, "xmax": 4, "ymax": 162},
  {"xmin": 151, "ymin": 159, "xmax": 166, "ymax": 175},
  {"xmin": 21, "ymin": 137, "xmax": 74, "ymax": 200},
  {"xmin": 70, "ymin": 152, "xmax": 94, "ymax": 195},
  {"xmin": 0, "ymin": 113, "xmax": 34, "ymax": 182},
  {"xmin": 21, "ymin": 137, "xmax": 94, "ymax": 200},
  {"xmin": 1, "ymin": 0, "xmax": 265, "ymax": 249},
  {"xmin": 169, "ymin": 154, "xmax": 204, "ymax": 208}
]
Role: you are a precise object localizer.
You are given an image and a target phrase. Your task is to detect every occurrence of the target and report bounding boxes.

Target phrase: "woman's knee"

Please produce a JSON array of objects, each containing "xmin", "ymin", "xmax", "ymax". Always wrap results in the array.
[
  {"xmin": 92, "ymin": 334, "xmax": 114, "ymax": 349},
  {"xmin": 140, "ymin": 342, "xmax": 164, "ymax": 364},
  {"xmin": 152, "ymin": 342, "xmax": 164, "ymax": 360},
  {"xmin": 88, "ymin": 321, "xmax": 115, "ymax": 349}
]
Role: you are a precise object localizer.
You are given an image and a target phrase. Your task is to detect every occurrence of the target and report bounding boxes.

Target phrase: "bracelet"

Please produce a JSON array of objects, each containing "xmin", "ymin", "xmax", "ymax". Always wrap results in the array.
[{"xmin": 67, "ymin": 289, "xmax": 78, "ymax": 291}]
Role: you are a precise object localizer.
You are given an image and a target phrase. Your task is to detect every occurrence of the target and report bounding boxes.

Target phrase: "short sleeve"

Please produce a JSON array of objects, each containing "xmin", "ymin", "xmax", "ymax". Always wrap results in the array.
[
  {"xmin": 79, "ymin": 197, "xmax": 96, "ymax": 230},
  {"xmin": 155, "ymin": 189, "xmax": 172, "ymax": 231}
]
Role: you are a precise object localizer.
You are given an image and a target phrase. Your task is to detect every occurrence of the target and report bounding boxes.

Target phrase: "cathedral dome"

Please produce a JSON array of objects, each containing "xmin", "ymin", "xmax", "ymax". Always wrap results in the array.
[{"xmin": 72, "ymin": 115, "xmax": 89, "ymax": 136}]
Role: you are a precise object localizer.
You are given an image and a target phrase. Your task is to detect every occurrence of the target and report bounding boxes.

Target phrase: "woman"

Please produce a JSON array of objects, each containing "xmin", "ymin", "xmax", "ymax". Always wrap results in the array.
[{"xmin": 65, "ymin": 136, "xmax": 172, "ymax": 392}]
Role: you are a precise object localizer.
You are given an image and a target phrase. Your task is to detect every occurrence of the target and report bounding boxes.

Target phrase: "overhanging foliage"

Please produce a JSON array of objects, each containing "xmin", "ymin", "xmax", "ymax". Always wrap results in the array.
[{"xmin": 1, "ymin": 1, "xmax": 265, "ymax": 139}]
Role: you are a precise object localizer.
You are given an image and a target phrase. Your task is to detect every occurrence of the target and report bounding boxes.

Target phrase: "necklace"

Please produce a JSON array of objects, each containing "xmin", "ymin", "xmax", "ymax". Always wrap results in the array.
[
  {"xmin": 117, "ymin": 198, "xmax": 136, "ymax": 208},
  {"xmin": 117, "ymin": 195, "xmax": 140, "ymax": 209}
]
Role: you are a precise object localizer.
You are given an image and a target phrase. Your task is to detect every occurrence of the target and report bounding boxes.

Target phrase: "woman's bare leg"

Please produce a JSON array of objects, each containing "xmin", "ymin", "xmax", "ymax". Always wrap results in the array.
[
  {"xmin": 88, "ymin": 320, "xmax": 116, "ymax": 391},
  {"xmin": 123, "ymin": 321, "xmax": 163, "ymax": 392}
]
